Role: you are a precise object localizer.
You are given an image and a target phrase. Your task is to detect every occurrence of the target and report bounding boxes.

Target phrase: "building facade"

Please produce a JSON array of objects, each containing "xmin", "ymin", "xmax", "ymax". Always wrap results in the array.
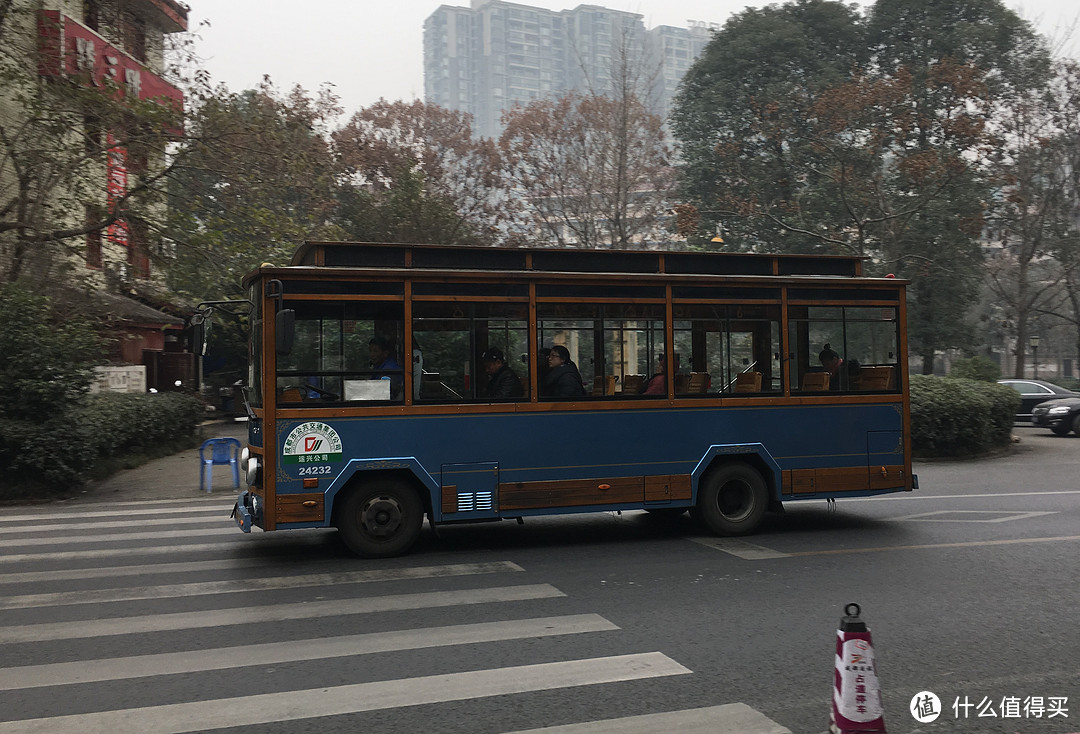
[
  {"xmin": 1, "ymin": 0, "xmax": 194, "ymax": 389},
  {"xmin": 424, "ymin": 1, "xmax": 714, "ymax": 139}
]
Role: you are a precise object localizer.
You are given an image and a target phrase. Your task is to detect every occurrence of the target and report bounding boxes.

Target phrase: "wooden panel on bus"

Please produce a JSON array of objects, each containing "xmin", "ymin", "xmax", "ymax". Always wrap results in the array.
[
  {"xmin": 815, "ymin": 467, "xmax": 871, "ymax": 493},
  {"xmin": 870, "ymin": 465, "xmax": 906, "ymax": 490},
  {"xmin": 500, "ymin": 477, "xmax": 644, "ymax": 510},
  {"xmin": 441, "ymin": 485, "xmax": 458, "ymax": 513},
  {"xmin": 785, "ymin": 469, "xmax": 818, "ymax": 494},
  {"xmin": 644, "ymin": 474, "xmax": 692, "ymax": 502},
  {"xmin": 276, "ymin": 492, "xmax": 324, "ymax": 523}
]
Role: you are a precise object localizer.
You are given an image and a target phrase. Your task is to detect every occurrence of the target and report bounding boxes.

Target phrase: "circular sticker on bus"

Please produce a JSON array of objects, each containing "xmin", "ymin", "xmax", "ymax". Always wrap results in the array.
[{"xmin": 282, "ymin": 422, "xmax": 343, "ymax": 465}]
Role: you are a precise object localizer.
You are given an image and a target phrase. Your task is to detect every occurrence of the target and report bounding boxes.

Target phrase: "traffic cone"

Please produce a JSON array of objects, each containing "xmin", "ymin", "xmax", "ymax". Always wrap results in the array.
[{"xmin": 829, "ymin": 603, "xmax": 886, "ymax": 734}]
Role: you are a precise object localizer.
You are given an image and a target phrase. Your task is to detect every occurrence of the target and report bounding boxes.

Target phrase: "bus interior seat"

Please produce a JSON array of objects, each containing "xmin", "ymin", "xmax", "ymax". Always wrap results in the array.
[
  {"xmin": 688, "ymin": 372, "xmax": 710, "ymax": 393},
  {"xmin": 621, "ymin": 374, "xmax": 644, "ymax": 394},
  {"xmin": 674, "ymin": 373, "xmax": 690, "ymax": 394},
  {"xmin": 592, "ymin": 375, "xmax": 618, "ymax": 396},
  {"xmin": 278, "ymin": 387, "xmax": 303, "ymax": 402},
  {"xmin": 856, "ymin": 366, "xmax": 893, "ymax": 390},
  {"xmin": 801, "ymin": 372, "xmax": 830, "ymax": 391},
  {"xmin": 734, "ymin": 372, "xmax": 762, "ymax": 393}
]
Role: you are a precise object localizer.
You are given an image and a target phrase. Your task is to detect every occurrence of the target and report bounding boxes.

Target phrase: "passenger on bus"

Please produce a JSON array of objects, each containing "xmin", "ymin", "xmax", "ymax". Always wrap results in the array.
[
  {"xmin": 542, "ymin": 345, "xmax": 586, "ymax": 397},
  {"xmin": 369, "ymin": 335, "xmax": 403, "ymax": 399},
  {"xmin": 481, "ymin": 347, "xmax": 524, "ymax": 399},
  {"xmin": 819, "ymin": 344, "xmax": 844, "ymax": 391},
  {"xmin": 643, "ymin": 353, "xmax": 679, "ymax": 395}
]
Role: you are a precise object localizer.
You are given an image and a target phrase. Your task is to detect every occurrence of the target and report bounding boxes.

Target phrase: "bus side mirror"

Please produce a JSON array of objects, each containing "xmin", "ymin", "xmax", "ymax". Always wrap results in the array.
[{"xmin": 276, "ymin": 309, "xmax": 295, "ymax": 356}]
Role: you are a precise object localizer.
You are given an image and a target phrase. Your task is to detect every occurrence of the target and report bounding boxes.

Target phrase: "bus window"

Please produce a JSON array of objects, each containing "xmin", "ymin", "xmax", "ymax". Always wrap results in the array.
[
  {"xmin": 412, "ymin": 302, "xmax": 529, "ymax": 401},
  {"xmin": 788, "ymin": 305, "xmax": 899, "ymax": 392},
  {"xmin": 673, "ymin": 304, "xmax": 781, "ymax": 395},
  {"xmin": 276, "ymin": 301, "xmax": 404, "ymax": 404},
  {"xmin": 538, "ymin": 303, "xmax": 664, "ymax": 398}
]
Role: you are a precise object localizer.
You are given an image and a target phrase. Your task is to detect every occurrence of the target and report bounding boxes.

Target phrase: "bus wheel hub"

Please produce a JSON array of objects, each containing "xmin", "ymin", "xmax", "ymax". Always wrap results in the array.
[{"xmin": 360, "ymin": 496, "xmax": 404, "ymax": 537}]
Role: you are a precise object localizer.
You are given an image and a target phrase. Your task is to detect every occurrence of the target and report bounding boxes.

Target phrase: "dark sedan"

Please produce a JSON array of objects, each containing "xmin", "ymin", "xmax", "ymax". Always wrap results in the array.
[
  {"xmin": 1031, "ymin": 398, "xmax": 1080, "ymax": 436},
  {"xmin": 998, "ymin": 379, "xmax": 1080, "ymax": 423}
]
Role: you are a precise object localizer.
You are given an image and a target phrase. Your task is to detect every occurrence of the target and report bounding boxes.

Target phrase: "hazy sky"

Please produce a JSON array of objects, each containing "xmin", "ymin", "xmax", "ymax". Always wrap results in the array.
[{"xmin": 189, "ymin": 1, "xmax": 1079, "ymax": 119}]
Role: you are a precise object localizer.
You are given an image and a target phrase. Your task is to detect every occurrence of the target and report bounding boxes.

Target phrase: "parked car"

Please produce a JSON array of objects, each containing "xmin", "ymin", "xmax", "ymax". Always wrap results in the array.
[{"xmin": 997, "ymin": 379, "xmax": 1080, "ymax": 423}]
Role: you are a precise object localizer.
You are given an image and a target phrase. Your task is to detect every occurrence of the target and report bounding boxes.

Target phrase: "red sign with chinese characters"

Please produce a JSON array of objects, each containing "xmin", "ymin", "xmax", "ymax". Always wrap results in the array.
[{"xmin": 37, "ymin": 10, "xmax": 183, "ymax": 113}]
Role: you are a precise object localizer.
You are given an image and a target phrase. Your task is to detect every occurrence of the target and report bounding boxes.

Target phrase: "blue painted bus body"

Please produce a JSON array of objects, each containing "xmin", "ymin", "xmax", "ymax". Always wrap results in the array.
[{"xmin": 268, "ymin": 401, "xmax": 905, "ymax": 529}]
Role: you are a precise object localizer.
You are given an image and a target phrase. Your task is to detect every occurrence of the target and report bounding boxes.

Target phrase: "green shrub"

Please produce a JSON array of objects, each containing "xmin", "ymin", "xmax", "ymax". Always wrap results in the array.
[
  {"xmin": 0, "ymin": 285, "xmax": 103, "ymax": 420},
  {"xmin": 910, "ymin": 374, "xmax": 1018, "ymax": 457},
  {"xmin": 1, "ymin": 391, "xmax": 204, "ymax": 499},
  {"xmin": 947, "ymin": 355, "xmax": 1001, "ymax": 382}
]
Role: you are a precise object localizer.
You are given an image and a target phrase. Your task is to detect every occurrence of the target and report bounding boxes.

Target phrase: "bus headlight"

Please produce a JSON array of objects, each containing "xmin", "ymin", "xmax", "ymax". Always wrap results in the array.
[{"xmin": 245, "ymin": 455, "xmax": 261, "ymax": 486}]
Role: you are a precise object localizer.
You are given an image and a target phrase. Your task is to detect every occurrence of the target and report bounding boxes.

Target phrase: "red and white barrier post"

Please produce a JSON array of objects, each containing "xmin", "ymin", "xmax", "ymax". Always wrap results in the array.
[{"xmin": 830, "ymin": 602, "xmax": 886, "ymax": 734}]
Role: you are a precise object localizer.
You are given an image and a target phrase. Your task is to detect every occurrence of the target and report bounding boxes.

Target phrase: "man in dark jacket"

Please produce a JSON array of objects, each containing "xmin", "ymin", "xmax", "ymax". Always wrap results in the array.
[
  {"xmin": 481, "ymin": 347, "xmax": 524, "ymax": 399},
  {"xmin": 541, "ymin": 344, "xmax": 586, "ymax": 397}
]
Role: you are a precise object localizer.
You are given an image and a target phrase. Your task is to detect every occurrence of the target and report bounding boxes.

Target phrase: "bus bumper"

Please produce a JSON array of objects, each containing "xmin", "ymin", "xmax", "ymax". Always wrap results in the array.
[{"xmin": 231, "ymin": 491, "xmax": 253, "ymax": 533}]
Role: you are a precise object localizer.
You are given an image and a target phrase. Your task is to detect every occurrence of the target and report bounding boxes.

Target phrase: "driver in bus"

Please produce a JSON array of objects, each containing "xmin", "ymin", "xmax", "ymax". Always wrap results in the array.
[{"xmin": 369, "ymin": 335, "xmax": 403, "ymax": 399}]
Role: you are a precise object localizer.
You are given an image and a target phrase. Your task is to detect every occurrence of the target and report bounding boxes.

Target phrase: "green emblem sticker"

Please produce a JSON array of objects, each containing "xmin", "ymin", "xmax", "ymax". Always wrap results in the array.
[{"xmin": 282, "ymin": 422, "xmax": 343, "ymax": 465}]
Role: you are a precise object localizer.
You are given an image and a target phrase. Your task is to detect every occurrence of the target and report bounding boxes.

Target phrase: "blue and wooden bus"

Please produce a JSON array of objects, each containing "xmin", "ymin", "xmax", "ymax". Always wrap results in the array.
[{"xmin": 222, "ymin": 242, "xmax": 916, "ymax": 557}]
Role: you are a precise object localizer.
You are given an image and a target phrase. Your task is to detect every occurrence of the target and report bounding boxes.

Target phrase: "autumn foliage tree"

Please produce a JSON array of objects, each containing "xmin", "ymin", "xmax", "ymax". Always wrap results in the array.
[
  {"xmin": 499, "ymin": 92, "xmax": 673, "ymax": 248},
  {"xmin": 332, "ymin": 100, "xmax": 504, "ymax": 245}
]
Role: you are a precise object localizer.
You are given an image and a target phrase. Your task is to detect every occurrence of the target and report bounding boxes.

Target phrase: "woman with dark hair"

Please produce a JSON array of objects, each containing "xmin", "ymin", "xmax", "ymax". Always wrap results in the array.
[{"xmin": 541, "ymin": 344, "xmax": 586, "ymax": 397}]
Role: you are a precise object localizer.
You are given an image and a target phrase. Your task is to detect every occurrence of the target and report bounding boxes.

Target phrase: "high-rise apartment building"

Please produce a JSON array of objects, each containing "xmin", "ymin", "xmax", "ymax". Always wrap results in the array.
[{"xmin": 424, "ymin": 1, "xmax": 714, "ymax": 139}]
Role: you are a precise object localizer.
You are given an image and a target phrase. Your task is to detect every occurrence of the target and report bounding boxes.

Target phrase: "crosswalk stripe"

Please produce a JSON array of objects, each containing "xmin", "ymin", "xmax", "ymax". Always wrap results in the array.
[
  {"xmin": 0, "ymin": 561, "xmax": 524, "ymax": 610},
  {"xmin": 503, "ymin": 703, "xmax": 792, "ymax": 734},
  {"xmin": 0, "ymin": 652, "xmax": 691, "ymax": 734},
  {"xmin": 0, "ymin": 614, "xmax": 618, "ymax": 691},
  {"xmin": 0, "ymin": 527, "xmax": 238, "ymax": 549},
  {"xmin": 0, "ymin": 584, "xmax": 566, "ymax": 643},
  {"xmin": 0, "ymin": 515, "xmax": 227, "ymax": 536},
  {"xmin": 0, "ymin": 557, "xmax": 307, "ymax": 585},
  {"xmin": 0, "ymin": 496, "xmax": 235, "ymax": 519},
  {"xmin": 0, "ymin": 540, "xmax": 266, "ymax": 565},
  {"xmin": 0, "ymin": 505, "xmax": 224, "ymax": 524}
]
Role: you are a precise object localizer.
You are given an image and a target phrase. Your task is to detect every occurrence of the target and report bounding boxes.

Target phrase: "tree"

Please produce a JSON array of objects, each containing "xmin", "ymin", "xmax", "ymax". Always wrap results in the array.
[
  {"xmin": 164, "ymin": 81, "xmax": 343, "ymax": 303},
  {"xmin": 671, "ymin": 0, "xmax": 1052, "ymax": 372},
  {"xmin": 984, "ymin": 61, "xmax": 1080, "ymax": 376},
  {"xmin": 500, "ymin": 92, "xmax": 673, "ymax": 248},
  {"xmin": 332, "ymin": 100, "xmax": 503, "ymax": 245},
  {"xmin": 670, "ymin": 0, "xmax": 866, "ymax": 251}
]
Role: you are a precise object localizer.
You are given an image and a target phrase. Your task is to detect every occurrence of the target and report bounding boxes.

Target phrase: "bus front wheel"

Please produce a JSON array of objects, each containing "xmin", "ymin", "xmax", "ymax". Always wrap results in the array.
[
  {"xmin": 336, "ymin": 479, "xmax": 423, "ymax": 558},
  {"xmin": 696, "ymin": 462, "xmax": 768, "ymax": 536}
]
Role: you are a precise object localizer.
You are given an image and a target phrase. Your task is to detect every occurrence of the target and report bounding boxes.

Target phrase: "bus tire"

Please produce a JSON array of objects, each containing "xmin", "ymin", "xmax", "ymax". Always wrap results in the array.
[
  {"xmin": 335, "ymin": 478, "xmax": 423, "ymax": 558},
  {"xmin": 696, "ymin": 462, "xmax": 768, "ymax": 536}
]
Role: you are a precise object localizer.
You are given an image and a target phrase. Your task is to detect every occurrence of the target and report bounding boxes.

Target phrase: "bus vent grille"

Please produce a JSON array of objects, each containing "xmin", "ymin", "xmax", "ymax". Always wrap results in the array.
[{"xmin": 457, "ymin": 491, "xmax": 494, "ymax": 512}]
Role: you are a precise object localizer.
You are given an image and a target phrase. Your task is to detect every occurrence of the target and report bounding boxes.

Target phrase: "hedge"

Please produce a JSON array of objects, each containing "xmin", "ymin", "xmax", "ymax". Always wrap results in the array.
[
  {"xmin": 0, "ymin": 391, "xmax": 204, "ymax": 499},
  {"xmin": 910, "ymin": 374, "xmax": 1019, "ymax": 458}
]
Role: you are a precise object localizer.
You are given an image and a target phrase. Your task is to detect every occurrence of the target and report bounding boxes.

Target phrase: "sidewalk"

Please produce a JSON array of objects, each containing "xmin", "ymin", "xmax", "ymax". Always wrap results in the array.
[{"xmin": 75, "ymin": 418, "xmax": 251, "ymax": 504}]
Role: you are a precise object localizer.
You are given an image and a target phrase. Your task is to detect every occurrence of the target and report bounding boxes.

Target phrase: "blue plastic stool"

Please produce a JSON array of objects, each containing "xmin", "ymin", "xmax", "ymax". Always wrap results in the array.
[{"xmin": 199, "ymin": 437, "xmax": 241, "ymax": 493}]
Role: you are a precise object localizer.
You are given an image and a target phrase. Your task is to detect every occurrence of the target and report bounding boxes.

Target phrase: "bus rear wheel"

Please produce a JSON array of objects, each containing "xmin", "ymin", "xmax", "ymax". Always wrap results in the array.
[
  {"xmin": 697, "ymin": 462, "xmax": 768, "ymax": 536},
  {"xmin": 336, "ymin": 479, "xmax": 423, "ymax": 558}
]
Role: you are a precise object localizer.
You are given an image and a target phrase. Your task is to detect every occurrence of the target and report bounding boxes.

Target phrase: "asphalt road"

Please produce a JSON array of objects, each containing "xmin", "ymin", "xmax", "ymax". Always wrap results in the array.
[{"xmin": 0, "ymin": 425, "xmax": 1076, "ymax": 734}]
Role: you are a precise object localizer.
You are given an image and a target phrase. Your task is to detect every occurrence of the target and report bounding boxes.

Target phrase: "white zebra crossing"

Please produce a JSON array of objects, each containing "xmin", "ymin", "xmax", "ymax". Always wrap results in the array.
[
  {"xmin": 0, "ymin": 498, "xmax": 791, "ymax": 733},
  {"xmin": 0, "ymin": 560, "xmax": 524, "ymax": 609}
]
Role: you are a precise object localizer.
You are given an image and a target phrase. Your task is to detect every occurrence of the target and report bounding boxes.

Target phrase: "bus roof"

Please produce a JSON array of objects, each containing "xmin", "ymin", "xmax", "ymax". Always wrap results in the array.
[{"xmin": 281, "ymin": 241, "xmax": 871, "ymax": 279}]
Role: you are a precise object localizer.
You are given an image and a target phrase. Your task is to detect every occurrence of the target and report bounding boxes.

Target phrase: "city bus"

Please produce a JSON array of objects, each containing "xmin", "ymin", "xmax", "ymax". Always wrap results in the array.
[{"xmin": 218, "ymin": 241, "xmax": 916, "ymax": 557}]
